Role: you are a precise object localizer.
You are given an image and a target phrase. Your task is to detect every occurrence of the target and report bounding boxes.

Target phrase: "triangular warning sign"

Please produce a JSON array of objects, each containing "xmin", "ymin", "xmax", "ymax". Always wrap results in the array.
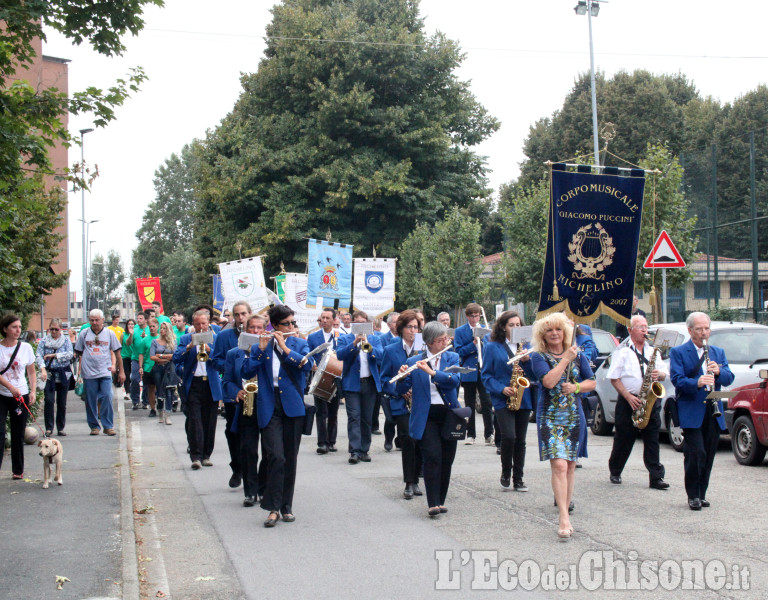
[{"xmin": 643, "ymin": 230, "xmax": 686, "ymax": 268}]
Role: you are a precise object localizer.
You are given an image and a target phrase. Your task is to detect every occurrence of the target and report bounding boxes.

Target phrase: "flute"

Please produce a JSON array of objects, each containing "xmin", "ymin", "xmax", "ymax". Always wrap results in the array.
[{"xmin": 389, "ymin": 345, "xmax": 453, "ymax": 384}]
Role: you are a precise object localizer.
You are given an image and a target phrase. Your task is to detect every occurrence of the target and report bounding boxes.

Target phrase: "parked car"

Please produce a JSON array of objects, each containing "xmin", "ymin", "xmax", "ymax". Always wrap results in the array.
[
  {"xmin": 725, "ymin": 366, "xmax": 768, "ymax": 465},
  {"xmin": 587, "ymin": 321, "xmax": 768, "ymax": 451},
  {"xmin": 590, "ymin": 328, "xmax": 619, "ymax": 371}
]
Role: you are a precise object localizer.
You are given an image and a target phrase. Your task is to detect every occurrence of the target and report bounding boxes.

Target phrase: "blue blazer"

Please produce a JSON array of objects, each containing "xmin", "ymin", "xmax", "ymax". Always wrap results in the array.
[
  {"xmin": 173, "ymin": 332, "xmax": 223, "ymax": 401},
  {"xmin": 222, "ymin": 347, "xmax": 252, "ymax": 432},
  {"xmin": 380, "ymin": 341, "xmax": 415, "ymax": 416},
  {"xmin": 574, "ymin": 324, "xmax": 598, "ymax": 362},
  {"xmin": 454, "ymin": 323, "xmax": 479, "ymax": 383},
  {"xmin": 380, "ymin": 331, "xmax": 395, "ymax": 346},
  {"xmin": 670, "ymin": 340, "xmax": 734, "ymax": 429},
  {"xmin": 396, "ymin": 351, "xmax": 461, "ymax": 440},
  {"xmin": 241, "ymin": 336, "xmax": 311, "ymax": 427},
  {"xmin": 336, "ymin": 332, "xmax": 384, "ymax": 393},
  {"xmin": 209, "ymin": 327, "xmax": 239, "ymax": 377},
  {"xmin": 480, "ymin": 341, "xmax": 534, "ymax": 411},
  {"xmin": 307, "ymin": 329, "xmax": 338, "ymax": 366}
]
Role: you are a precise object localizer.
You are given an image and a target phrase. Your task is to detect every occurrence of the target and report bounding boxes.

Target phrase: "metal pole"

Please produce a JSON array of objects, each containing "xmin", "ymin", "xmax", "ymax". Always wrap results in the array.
[
  {"xmin": 587, "ymin": 0, "xmax": 600, "ymax": 167},
  {"xmin": 711, "ymin": 144, "xmax": 719, "ymax": 307},
  {"xmin": 81, "ymin": 133, "xmax": 87, "ymax": 323},
  {"xmin": 750, "ymin": 131, "xmax": 759, "ymax": 321},
  {"xmin": 662, "ymin": 268, "xmax": 668, "ymax": 324}
]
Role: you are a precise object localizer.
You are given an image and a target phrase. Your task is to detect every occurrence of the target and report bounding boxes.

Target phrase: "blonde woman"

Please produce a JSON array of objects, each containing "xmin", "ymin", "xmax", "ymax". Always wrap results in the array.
[
  {"xmin": 530, "ymin": 313, "xmax": 595, "ymax": 540},
  {"xmin": 150, "ymin": 321, "xmax": 177, "ymax": 425}
]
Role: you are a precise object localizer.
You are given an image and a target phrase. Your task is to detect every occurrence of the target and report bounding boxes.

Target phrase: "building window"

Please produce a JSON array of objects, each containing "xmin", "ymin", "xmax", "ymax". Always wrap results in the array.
[
  {"xmin": 693, "ymin": 281, "xmax": 709, "ymax": 299},
  {"xmin": 730, "ymin": 281, "xmax": 744, "ymax": 299}
]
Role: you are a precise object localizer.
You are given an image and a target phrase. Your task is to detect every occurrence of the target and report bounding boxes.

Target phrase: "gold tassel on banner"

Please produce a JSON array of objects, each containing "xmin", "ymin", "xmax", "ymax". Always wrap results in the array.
[{"xmin": 552, "ymin": 280, "xmax": 560, "ymax": 301}]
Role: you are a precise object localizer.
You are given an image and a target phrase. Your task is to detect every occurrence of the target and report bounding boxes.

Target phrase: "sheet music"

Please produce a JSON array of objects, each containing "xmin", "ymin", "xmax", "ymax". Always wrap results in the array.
[
  {"xmin": 652, "ymin": 328, "xmax": 678, "ymax": 349},
  {"xmin": 510, "ymin": 326, "xmax": 534, "ymax": 345},
  {"xmin": 304, "ymin": 341, "xmax": 331, "ymax": 360},
  {"xmin": 351, "ymin": 322, "xmax": 374, "ymax": 335},
  {"xmin": 238, "ymin": 333, "xmax": 261, "ymax": 351},
  {"xmin": 192, "ymin": 331, "xmax": 214, "ymax": 345},
  {"xmin": 445, "ymin": 365, "xmax": 473, "ymax": 374},
  {"xmin": 473, "ymin": 326, "xmax": 492, "ymax": 339}
]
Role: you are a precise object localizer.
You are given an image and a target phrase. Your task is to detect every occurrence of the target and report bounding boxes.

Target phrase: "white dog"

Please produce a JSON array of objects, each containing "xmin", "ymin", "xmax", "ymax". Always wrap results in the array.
[{"xmin": 38, "ymin": 438, "xmax": 63, "ymax": 489}]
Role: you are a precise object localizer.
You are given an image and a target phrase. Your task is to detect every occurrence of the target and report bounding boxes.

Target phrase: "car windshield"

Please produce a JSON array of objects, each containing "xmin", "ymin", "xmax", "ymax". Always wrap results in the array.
[
  {"xmin": 592, "ymin": 331, "xmax": 616, "ymax": 355},
  {"xmin": 709, "ymin": 328, "xmax": 768, "ymax": 364}
]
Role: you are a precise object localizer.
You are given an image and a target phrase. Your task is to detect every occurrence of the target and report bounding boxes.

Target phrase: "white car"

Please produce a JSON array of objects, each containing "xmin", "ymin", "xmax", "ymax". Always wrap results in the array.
[{"xmin": 588, "ymin": 321, "xmax": 768, "ymax": 451}]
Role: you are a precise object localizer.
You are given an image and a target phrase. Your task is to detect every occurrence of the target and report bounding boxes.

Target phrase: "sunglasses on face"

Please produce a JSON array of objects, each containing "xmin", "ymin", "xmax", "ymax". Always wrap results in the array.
[
  {"xmin": 279, "ymin": 320, "xmax": 298, "ymax": 327},
  {"xmin": 49, "ymin": 328, "xmax": 60, "ymax": 331}
]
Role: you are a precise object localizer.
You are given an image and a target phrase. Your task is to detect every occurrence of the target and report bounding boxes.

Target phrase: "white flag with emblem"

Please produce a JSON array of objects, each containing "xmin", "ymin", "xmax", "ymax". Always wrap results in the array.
[
  {"xmin": 352, "ymin": 258, "xmax": 396, "ymax": 319},
  {"xmin": 284, "ymin": 273, "xmax": 323, "ymax": 334},
  {"xmin": 218, "ymin": 256, "xmax": 269, "ymax": 311}
]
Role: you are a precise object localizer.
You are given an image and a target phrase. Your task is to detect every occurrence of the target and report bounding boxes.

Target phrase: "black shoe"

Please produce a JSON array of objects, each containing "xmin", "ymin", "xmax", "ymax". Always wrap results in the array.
[
  {"xmin": 372, "ymin": 429, "xmax": 382, "ymax": 435},
  {"xmin": 513, "ymin": 480, "xmax": 528, "ymax": 492},
  {"xmin": 610, "ymin": 475, "xmax": 622, "ymax": 484},
  {"xmin": 649, "ymin": 479, "xmax": 670, "ymax": 490},
  {"xmin": 316, "ymin": 444, "xmax": 328, "ymax": 455},
  {"xmin": 57, "ymin": 431, "xmax": 67, "ymax": 436},
  {"xmin": 328, "ymin": 444, "xmax": 337, "ymax": 452},
  {"xmin": 412, "ymin": 483, "xmax": 422, "ymax": 496},
  {"xmin": 700, "ymin": 499, "xmax": 710, "ymax": 508},
  {"xmin": 281, "ymin": 513, "xmax": 296, "ymax": 522},
  {"xmin": 349, "ymin": 454, "xmax": 360, "ymax": 464},
  {"xmin": 403, "ymin": 483, "xmax": 414, "ymax": 500},
  {"xmin": 142, "ymin": 404, "xmax": 148, "ymax": 409},
  {"xmin": 555, "ymin": 497, "xmax": 575, "ymax": 513},
  {"xmin": 689, "ymin": 498, "xmax": 702, "ymax": 510},
  {"xmin": 575, "ymin": 461, "xmax": 583, "ymax": 469},
  {"xmin": 132, "ymin": 404, "xmax": 139, "ymax": 410},
  {"xmin": 229, "ymin": 473, "xmax": 242, "ymax": 488},
  {"xmin": 496, "ymin": 448, "xmax": 501, "ymax": 455},
  {"xmin": 148, "ymin": 409, "xmax": 157, "ymax": 417},
  {"xmin": 439, "ymin": 507, "xmax": 448, "ymax": 514},
  {"xmin": 360, "ymin": 452, "xmax": 371, "ymax": 462},
  {"xmin": 243, "ymin": 496, "xmax": 256, "ymax": 507},
  {"xmin": 500, "ymin": 472, "xmax": 511, "ymax": 488},
  {"xmin": 384, "ymin": 440, "xmax": 393, "ymax": 452}
]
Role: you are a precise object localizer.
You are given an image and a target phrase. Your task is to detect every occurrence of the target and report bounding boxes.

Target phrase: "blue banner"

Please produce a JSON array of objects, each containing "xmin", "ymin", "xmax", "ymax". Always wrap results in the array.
[
  {"xmin": 537, "ymin": 165, "xmax": 645, "ymax": 326},
  {"xmin": 212, "ymin": 274, "xmax": 225, "ymax": 315},
  {"xmin": 306, "ymin": 239, "xmax": 354, "ymax": 309}
]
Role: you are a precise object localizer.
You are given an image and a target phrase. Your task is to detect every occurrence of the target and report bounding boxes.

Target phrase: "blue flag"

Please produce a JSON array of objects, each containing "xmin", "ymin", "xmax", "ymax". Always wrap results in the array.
[
  {"xmin": 537, "ymin": 165, "xmax": 645, "ymax": 326},
  {"xmin": 306, "ymin": 239, "xmax": 354, "ymax": 309},
  {"xmin": 212, "ymin": 274, "xmax": 225, "ymax": 315}
]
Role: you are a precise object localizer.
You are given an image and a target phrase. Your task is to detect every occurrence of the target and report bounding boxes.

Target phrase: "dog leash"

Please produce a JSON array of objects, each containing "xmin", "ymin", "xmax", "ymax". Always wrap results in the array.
[{"xmin": 15, "ymin": 393, "xmax": 49, "ymax": 440}]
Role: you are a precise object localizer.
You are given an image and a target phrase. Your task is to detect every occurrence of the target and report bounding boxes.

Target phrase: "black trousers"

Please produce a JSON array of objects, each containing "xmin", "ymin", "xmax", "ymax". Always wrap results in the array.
[
  {"xmin": 683, "ymin": 401, "xmax": 720, "ymax": 500},
  {"xmin": 381, "ymin": 394, "xmax": 396, "ymax": 444},
  {"xmin": 494, "ymin": 407, "xmax": 531, "ymax": 482},
  {"xmin": 0, "ymin": 393, "xmax": 27, "ymax": 475},
  {"xmin": 609, "ymin": 397, "xmax": 665, "ymax": 482},
  {"xmin": 239, "ymin": 411, "xmax": 267, "ymax": 499},
  {"xmin": 260, "ymin": 389, "xmax": 303, "ymax": 514},
  {"xmin": 418, "ymin": 405, "xmax": 457, "ymax": 508},
  {"xmin": 463, "ymin": 380, "xmax": 493, "ymax": 440},
  {"xmin": 122, "ymin": 356, "xmax": 131, "ymax": 394},
  {"xmin": 372, "ymin": 393, "xmax": 382, "ymax": 432},
  {"xmin": 393, "ymin": 413, "xmax": 420, "ymax": 483},
  {"xmin": 44, "ymin": 376, "xmax": 68, "ymax": 433},
  {"xmin": 314, "ymin": 388, "xmax": 340, "ymax": 447},
  {"xmin": 186, "ymin": 379, "xmax": 218, "ymax": 462},
  {"xmin": 223, "ymin": 402, "xmax": 241, "ymax": 474}
]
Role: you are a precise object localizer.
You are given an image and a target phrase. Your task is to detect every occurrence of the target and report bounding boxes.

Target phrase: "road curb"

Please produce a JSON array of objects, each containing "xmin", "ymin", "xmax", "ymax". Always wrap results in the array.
[{"xmin": 118, "ymin": 394, "xmax": 140, "ymax": 600}]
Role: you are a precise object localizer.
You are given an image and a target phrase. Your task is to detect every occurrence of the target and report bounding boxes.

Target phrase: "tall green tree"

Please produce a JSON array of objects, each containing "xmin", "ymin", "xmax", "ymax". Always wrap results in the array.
[
  {"xmin": 88, "ymin": 250, "xmax": 126, "ymax": 315},
  {"xmin": 192, "ymin": 0, "xmax": 499, "ymax": 296},
  {"xmin": 0, "ymin": 0, "xmax": 161, "ymax": 322}
]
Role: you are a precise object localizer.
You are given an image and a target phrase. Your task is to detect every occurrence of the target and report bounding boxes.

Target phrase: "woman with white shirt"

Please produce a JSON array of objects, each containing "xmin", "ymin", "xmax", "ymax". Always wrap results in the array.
[{"xmin": 0, "ymin": 314, "xmax": 37, "ymax": 479}]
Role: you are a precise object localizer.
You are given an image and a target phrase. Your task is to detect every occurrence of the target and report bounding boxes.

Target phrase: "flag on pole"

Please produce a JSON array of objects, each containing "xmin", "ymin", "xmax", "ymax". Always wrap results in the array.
[
  {"xmin": 135, "ymin": 277, "xmax": 163, "ymax": 311},
  {"xmin": 283, "ymin": 273, "xmax": 323, "ymax": 334},
  {"xmin": 306, "ymin": 239, "xmax": 353, "ymax": 309},
  {"xmin": 218, "ymin": 256, "xmax": 269, "ymax": 312},
  {"xmin": 352, "ymin": 258, "xmax": 396, "ymax": 319}
]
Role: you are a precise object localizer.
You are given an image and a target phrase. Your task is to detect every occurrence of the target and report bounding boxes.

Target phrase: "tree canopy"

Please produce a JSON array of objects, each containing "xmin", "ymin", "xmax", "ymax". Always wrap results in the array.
[{"xmin": 189, "ymin": 0, "xmax": 498, "ymax": 299}]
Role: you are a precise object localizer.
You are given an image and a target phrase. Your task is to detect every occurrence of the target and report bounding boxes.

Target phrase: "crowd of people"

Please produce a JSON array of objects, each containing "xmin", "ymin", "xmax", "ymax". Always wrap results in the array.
[{"xmin": 1, "ymin": 299, "xmax": 733, "ymax": 539}]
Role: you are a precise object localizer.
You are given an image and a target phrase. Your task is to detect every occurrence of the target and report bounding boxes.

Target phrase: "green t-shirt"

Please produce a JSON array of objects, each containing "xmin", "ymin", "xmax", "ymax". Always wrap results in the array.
[
  {"xmin": 172, "ymin": 325, "xmax": 186, "ymax": 344},
  {"xmin": 137, "ymin": 334, "xmax": 160, "ymax": 373},
  {"xmin": 156, "ymin": 314, "xmax": 172, "ymax": 328},
  {"xmin": 131, "ymin": 325, "xmax": 150, "ymax": 361},
  {"xmin": 120, "ymin": 331, "xmax": 134, "ymax": 358}
]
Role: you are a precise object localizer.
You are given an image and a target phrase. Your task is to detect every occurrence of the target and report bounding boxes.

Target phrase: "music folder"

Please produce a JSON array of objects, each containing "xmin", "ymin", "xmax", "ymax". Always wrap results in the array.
[
  {"xmin": 238, "ymin": 333, "xmax": 261, "ymax": 351},
  {"xmin": 192, "ymin": 331, "xmax": 214, "ymax": 345},
  {"xmin": 445, "ymin": 365, "xmax": 474, "ymax": 374}
]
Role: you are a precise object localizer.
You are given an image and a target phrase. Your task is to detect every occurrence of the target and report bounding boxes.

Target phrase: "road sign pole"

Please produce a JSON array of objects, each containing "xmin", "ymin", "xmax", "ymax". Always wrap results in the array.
[{"xmin": 662, "ymin": 267, "xmax": 667, "ymax": 324}]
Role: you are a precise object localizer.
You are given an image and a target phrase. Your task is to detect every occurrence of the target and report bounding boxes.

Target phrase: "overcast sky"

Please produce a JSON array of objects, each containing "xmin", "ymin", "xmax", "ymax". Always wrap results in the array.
[{"xmin": 43, "ymin": 0, "xmax": 768, "ymax": 297}]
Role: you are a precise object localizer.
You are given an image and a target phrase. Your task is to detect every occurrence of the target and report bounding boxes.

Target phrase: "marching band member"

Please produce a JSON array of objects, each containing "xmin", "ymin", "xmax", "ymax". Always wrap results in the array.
[
  {"xmin": 337, "ymin": 311, "xmax": 384, "ymax": 464},
  {"xmin": 210, "ymin": 301, "xmax": 252, "ymax": 489},
  {"xmin": 607, "ymin": 315, "xmax": 669, "ymax": 490},
  {"xmin": 223, "ymin": 314, "xmax": 268, "ymax": 507},
  {"xmin": 454, "ymin": 303, "xmax": 494, "ymax": 445},
  {"xmin": 381, "ymin": 310, "xmax": 422, "ymax": 499},
  {"xmin": 338, "ymin": 312, "xmax": 352, "ymax": 335},
  {"xmin": 396, "ymin": 321, "xmax": 461, "ymax": 517},
  {"xmin": 481, "ymin": 311, "xmax": 534, "ymax": 492},
  {"xmin": 242, "ymin": 305, "xmax": 311, "ymax": 527},
  {"xmin": 173, "ymin": 310, "xmax": 222, "ymax": 470},
  {"xmin": 380, "ymin": 312, "xmax": 399, "ymax": 346},
  {"xmin": 530, "ymin": 313, "xmax": 595, "ymax": 540},
  {"xmin": 306, "ymin": 308, "xmax": 341, "ymax": 454}
]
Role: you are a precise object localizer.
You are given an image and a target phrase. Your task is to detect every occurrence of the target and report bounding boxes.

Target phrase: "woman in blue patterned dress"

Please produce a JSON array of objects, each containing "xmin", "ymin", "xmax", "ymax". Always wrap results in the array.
[{"xmin": 530, "ymin": 313, "xmax": 595, "ymax": 540}]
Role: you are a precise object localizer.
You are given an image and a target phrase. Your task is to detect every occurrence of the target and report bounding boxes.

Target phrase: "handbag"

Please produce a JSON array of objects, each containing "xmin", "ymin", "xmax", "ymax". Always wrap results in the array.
[
  {"xmin": 74, "ymin": 378, "xmax": 85, "ymax": 398},
  {"xmin": 161, "ymin": 362, "xmax": 181, "ymax": 389},
  {"xmin": 433, "ymin": 370, "xmax": 471, "ymax": 441}
]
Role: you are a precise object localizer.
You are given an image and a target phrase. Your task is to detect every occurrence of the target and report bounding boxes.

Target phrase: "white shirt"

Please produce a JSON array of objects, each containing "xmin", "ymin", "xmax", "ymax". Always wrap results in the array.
[
  {"xmin": 0, "ymin": 342, "xmax": 35, "ymax": 397},
  {"xmin": 272, "ymin": 343, "xmax": 283, "ymax": 385},
  {"xmin": 426, "ymin": 348, "xmax": 443, "ymax": 405},
  {"xmin": 605, "ymin": 341, "xmax": 668, "ymax": 395},
  {"xmin": 359, "ymin": 342, "xmax": 371, "ymax": 378},
  {"xmin": 403, "ymin": 341, "xmax": 414, "ymax": 357}
]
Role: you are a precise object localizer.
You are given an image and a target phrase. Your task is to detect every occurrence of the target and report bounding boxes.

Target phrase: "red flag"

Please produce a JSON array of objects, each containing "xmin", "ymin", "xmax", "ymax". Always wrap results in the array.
[{"xmin": 135, "ymin": 277, "xmax": 163, "ymax": 311}]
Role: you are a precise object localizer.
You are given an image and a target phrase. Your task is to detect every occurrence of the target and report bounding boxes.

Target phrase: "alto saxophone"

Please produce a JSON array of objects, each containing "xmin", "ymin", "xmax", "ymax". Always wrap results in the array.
[
  {"xmin": 632, "ymin": 345, "xmax": 665, "ymax": 429},
  {"xmin": 507, "ymin": 344, "xmax": 530, "ymax": 411},
  {"xmin": 243, "ymin": 378, "xmax": 258, "ymax": 417}
]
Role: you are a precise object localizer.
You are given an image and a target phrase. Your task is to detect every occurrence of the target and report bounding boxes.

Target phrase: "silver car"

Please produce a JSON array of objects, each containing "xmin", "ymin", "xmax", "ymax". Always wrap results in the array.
[{"xmin": 588, "ymin": 321, "xmax": 768, "ymax": 451}]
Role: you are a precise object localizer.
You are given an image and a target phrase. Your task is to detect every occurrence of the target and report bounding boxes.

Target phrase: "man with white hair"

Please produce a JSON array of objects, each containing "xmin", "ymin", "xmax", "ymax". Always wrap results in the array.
[
  {"xmin": 74, "ymin": 309, "xmax": 124, "ymax": 436},
  {"xmin": 606, "ymin": 315, "xmax": 669, "ymax": 489}
]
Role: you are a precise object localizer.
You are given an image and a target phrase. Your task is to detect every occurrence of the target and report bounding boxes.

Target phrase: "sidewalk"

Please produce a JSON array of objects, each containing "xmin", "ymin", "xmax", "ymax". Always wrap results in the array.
[{"xmin": 0, "ymin": 388, "xmax": 135, "ymax": 600}]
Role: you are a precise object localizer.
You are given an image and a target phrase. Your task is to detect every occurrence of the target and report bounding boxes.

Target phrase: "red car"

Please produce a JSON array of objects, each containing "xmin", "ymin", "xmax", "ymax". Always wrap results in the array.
[{"xmin": 725, "ymin": 367, "xmax": 768, "ymax": 465}]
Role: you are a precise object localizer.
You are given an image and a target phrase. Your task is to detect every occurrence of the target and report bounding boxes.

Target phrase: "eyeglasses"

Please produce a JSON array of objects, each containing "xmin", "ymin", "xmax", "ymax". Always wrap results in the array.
[
  {"xmin": 404, "ymin": 325, "xmax": 419, "ymax": 330},
  {"xmin": 279, "ymin": 320, "xmax": 298, "ymax": 327},
  {"xmin": 49, "ymin": 328, "xmax": 60, "ymax": 331}
]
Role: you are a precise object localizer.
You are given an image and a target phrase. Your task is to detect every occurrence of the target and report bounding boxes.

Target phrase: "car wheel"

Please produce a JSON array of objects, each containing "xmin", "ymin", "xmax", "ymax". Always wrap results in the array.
[
  {"xmin": 666, "ymin": 411, "xmax": 685, "ymax": 453},
  {"xmin": 591, "ymin": 400, "xmax": 613, "ymax": 436},
  {"xmin": 731, "ymin": 415, "xmax": 768, "ymax": 466}
]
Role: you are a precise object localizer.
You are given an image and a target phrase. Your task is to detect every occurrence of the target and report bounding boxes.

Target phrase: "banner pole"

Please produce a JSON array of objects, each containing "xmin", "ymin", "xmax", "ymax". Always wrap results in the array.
[{"xmin": 662, "ymin": 267, "xmax": 668, "ymax": 324}]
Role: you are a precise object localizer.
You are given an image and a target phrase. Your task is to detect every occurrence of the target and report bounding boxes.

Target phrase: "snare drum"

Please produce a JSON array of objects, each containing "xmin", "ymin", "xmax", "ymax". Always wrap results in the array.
[{"xmin": 308, "ymin": 349, "xmax": 343, "ymax": 400}]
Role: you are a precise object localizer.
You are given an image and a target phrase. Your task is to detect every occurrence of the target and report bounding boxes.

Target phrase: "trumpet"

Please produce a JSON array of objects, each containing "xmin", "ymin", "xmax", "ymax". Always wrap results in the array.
[
  {"xmin": 243, "ymin": 378, "xmax": 258, "ymax": 417},
  {"xmin": 197, "ymin": 343, "xmax": 209, "ymax": 362},
  {"xmin": 360, "ymin": 334, "xmax": 373, "ymax": 353},
  {"xmin": 389, "ymin": 345, "xmax": 453, "ymax": 384}
]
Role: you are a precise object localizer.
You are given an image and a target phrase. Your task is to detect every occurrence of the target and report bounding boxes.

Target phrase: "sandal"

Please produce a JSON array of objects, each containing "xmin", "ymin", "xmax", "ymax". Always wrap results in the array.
[
  {"xmin": 12, "ymin": 473, "xmax": 24, "ymax": 480},
  {"xmin": 264, "ymin": 511, "xmax": 280, "ymax": 528},
  {"xmin": 428, "ymin": 507, "xmax": 441, "ymax": 517}
]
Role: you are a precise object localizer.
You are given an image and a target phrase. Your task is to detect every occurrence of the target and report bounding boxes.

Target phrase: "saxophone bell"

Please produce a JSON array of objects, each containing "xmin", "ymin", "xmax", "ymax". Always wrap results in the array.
[
  {"xmin": 507, "ymin": 344, "xmax": 530, "ymax": 411},
  {"xmin": 243, "ymin": 379, "xmax": 258, "ymax": 417}
]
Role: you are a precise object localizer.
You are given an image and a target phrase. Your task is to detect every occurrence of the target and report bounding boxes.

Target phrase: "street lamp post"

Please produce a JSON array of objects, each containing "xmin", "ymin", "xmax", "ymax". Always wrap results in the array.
[
  {"xmin": 88, "ymin": 239, "xmax": 98, "ymax": 312},
  {"xmin": 574, "ymin": 0, "xmax": 602, "ymax": 167},
  {"xmin": 80, "ymin": 127, "xmax": 94, "ymax": 322},
  {"xmin": 92, "ymin": 260, "xmax": 104, "ymax": 314}
]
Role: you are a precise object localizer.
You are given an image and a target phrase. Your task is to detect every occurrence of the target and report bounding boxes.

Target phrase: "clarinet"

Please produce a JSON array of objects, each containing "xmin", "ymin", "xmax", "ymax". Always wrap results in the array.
[{"xmin": 701, "ymin": 339, "xmax": 722, "ymax": 417}]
